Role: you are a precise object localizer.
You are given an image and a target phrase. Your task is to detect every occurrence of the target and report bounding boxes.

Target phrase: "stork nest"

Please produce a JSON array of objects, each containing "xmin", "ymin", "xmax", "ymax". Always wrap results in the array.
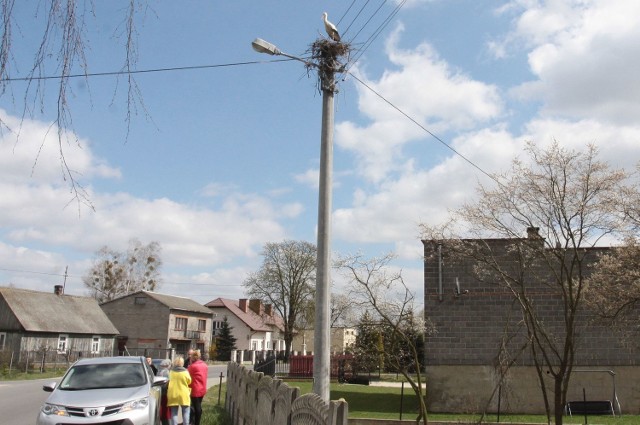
[
  {"xmin": 309, "ymin": 38, "xmax": 351, "ymax": 61},
  {"xmin": 306, "ymin": 38, "xmax": 352, "ymax": 93}
]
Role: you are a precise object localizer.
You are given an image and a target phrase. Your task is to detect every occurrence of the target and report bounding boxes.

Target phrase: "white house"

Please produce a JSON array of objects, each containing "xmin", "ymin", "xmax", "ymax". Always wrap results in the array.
[{"xmin": 205, "ymin": 298, "xmax": 286, "ymax": 353}]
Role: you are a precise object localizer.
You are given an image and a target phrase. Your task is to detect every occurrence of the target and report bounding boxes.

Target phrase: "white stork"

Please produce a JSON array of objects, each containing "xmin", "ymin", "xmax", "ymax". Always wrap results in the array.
[{"xmin": 322, "ymin": 12, "xmax": 341, "ymax": 42}]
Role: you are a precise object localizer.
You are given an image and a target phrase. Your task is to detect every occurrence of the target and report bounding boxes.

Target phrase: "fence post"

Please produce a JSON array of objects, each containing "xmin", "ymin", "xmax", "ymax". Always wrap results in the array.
[
  {"xmin": 400, "ymin": 381, "xmax": 404, "ymax": 420},
  {"xmin": 218, "ymin": 372, "xmax": 224, "ymax": 405}
]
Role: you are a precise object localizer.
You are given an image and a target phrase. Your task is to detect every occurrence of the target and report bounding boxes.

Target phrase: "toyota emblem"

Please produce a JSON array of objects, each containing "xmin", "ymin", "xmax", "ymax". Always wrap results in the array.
[{"xmin": 88, "ymin": 409, "xmax": 99, "ymax": 417}]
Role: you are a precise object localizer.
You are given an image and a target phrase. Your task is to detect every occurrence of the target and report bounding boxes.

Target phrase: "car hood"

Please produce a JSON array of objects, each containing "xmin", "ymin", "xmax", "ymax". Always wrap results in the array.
[{"xmin": 46, "ymin": 385, "xmax": 150, "ymax": 407}]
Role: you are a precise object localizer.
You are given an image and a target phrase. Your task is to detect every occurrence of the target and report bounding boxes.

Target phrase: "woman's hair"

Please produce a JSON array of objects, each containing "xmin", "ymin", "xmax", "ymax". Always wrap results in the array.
[
  {"xmin": 192, "ymin": 349, "xmax": 201, "ymax": 360},
  {"xmin": 173, "ymin": 356, "xmax": 184, "ymax": 367},
  {"xmin": 160, "ymin": 359, "xmax": 171, "ymax": 368}
]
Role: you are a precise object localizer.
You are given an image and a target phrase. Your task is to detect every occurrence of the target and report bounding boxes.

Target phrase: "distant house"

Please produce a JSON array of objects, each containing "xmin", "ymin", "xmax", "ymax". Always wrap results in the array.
[
  {"xmin": 100, "ymin": 290, "xmax": 213, "ymax": 359},
  {"xmin": 291, "ymin": 327, "xmax": 356, "ymax": 355},
  {"xmin": 205, "ymin": 298, "xmax": 285, "ymax": 353},
  {"xmin": 0, "ymin": 285, "xmax": 118, "ymax": 360}
]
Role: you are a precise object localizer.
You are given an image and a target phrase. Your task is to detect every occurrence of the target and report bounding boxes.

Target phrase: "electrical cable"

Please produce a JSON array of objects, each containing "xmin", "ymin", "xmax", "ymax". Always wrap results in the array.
[
  {"xmin": 347, "ymin": 71, "xmax": 499, "ymax": 184},
  {"xmin": 346, "ymin": 0, "xmax": 388, "ymax": 45},
  {"xmin": 346, "ymin": 0, "xmax": 406, "ymax": 72},
  {"xmin": 337, "ymin": 0, "xmax": 358, "ymax": 26},
  {"xmin": 0, "ymin": 59, "xmax": 293, "ymax": 82},
  {"xmin": 340, "ymin": 0, "xmax": 372, "ymax": 39},
  {"xmin": 0, "ymin": 266, "xmax": 239, "ymax": 286}
]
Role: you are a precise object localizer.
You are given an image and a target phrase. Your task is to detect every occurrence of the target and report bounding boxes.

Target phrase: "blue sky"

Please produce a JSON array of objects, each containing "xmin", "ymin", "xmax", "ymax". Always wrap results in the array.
[{"xmin": 1, "ymin": 0, "xmax": 639, "ymax": 305}]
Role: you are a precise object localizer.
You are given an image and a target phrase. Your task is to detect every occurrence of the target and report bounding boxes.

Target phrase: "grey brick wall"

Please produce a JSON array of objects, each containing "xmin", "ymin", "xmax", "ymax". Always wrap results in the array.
[{"xmin": 422, "ymin": 239, "xmax": 638, "ymax": 367}]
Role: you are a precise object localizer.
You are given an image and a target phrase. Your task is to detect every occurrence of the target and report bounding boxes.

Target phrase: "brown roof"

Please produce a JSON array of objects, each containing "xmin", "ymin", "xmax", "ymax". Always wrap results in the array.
[
  {"xmin": 0, "ymin": 287, "xmax": 119, "ymax": 335},
  {"xmin": 101, "ymin": 290, "xmax": 213, "ymax": 315},
  {"xmin": 205, "ymin": 298, "xmax": 284, "ymax": 332}
]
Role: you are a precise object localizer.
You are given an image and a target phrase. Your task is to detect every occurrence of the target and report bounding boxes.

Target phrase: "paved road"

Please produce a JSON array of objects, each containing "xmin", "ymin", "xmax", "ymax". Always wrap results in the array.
[
  {"xmin": 0, "ymin": 363, "xmax": 228, "ymax": 425},
  {"xmin": 0, "ymin": 377, "xmax": 58, "ymax": 425}
]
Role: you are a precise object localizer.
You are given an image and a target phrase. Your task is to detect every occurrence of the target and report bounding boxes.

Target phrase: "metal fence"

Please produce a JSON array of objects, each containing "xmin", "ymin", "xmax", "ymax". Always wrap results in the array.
[
  {"xmin": 0, "ymin": 349, "xmax": 114, "ymax": 374},
  {"xmin": 253, "ymin": 354, "xmax": 365, "ymax": 383},
  {"xmin": 116, "ymin": 346, "xmax": 174, "ymax": 359},
  {"xmin": 0, "ymin": 346, "xmax": 176, "ymax": 374}
]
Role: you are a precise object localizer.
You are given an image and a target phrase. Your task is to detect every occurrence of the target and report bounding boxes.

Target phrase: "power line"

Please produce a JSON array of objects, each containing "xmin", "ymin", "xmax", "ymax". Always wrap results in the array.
[
  {"xmin": 0, "ymin": 266, "xmax": 240, "ymax": 286},
  {"xmin": 337, "ymin": 0, "xmax": 358, "ymax": 26},
  {"xmin": 346, "ymin": 0, "xmax": 389, "ymax": 45},
  {"xmin": 347, "ymin": 71, "xmax": 499, "ymax": 184},
  {"xmin": 346, "ymin": 0, "xmax": 406, "ymax": 71},
  {"xmin": 0, "ymin": 59, "xmax": 293, "ymax": 82},
  {"xmin": 341, "ymin": 0, "xmax": 372, "ymax": 39}
]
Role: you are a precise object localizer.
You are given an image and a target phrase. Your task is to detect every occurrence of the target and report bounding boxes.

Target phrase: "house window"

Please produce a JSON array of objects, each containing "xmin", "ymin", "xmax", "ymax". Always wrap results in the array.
[
  {"xmin": 134, "ymin": 296, "xmax": 146, "ymax": 305},
  {"xmin": 57, "ymin": 334, "xmax": 69, "ymax": 352},
  {"xmin": 198, "ymin": 319, "xmax": 206, "ymax": 332},
  {"xmin": 91, "ymin": 336, "xmax": 100, "ymax": 353},
  {"xmin": 175, "ymin": 317, "xmax": 187, "ymax": 330},
  {"xmin": 0, "ymin": 332, "xmax": 6, "ymax": 350}
]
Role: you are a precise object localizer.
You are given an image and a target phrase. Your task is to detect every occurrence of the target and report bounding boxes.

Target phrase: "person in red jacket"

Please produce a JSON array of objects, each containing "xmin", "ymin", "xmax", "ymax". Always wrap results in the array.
[{"xmin": 187, "ymin": 349, "xmax": 208, "ymax": 425}]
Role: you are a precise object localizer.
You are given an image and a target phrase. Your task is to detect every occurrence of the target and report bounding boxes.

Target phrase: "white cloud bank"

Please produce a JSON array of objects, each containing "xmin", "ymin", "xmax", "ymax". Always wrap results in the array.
[{"xmin": 332, "ymin": 0, "xmax": 640, "ymax": 266}]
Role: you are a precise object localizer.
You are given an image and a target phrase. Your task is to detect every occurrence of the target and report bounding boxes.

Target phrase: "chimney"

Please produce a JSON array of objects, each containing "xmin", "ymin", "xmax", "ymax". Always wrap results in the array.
[
  {"xmin": 249, "ymin": 299, "xmax": 262, "ymax": 314},
  {"xmin": 265, "ymin": 304, "xmax": 273, "ymax": 316},
  {"xmin": 54, "ymin": 285, "xmax": 64, "ymax": 295},
  {"xmin": 239, "ymin": 298, "xmax": 248, "ymax": 313},
  {"xmin": 526, "ymin": 227, "xmax": 540, "ymax": 239}
]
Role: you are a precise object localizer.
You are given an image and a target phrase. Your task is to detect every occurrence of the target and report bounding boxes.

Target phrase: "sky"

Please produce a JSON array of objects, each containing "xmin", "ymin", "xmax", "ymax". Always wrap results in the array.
[{"xmin": 1, "ymin": 0, "xmax": 639, "ymax": 307}]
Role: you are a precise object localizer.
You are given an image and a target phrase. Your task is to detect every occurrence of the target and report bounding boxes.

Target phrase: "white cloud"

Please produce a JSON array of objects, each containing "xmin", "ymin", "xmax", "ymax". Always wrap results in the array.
[
  {"xmin": 503, "ymin": 1, "xmax": 640, "ymax": 124},
  {"xmin": 0, "ymin": 113, "xmax": 297, "ymax": 294},
  {"xmin": 295, "ymin": 168, "xmax": 319, "ymax": 188},
  {"xmin": 338, "ymin": 25, "xmax": 503, "ymax": 184},
  {"xmin": 0, "ymin": 110, "xmax": 121, "ymax": 184}
]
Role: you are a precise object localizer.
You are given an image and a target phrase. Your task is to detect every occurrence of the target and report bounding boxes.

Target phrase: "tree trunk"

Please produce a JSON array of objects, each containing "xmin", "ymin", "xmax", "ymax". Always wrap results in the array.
[{"xmin": 554, "ymin": 377, "xmax": 564, "ymax": 425}]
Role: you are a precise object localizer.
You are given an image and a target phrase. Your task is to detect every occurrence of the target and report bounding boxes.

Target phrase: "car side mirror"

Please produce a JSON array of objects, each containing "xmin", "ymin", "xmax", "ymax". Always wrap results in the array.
[
  {"xmin": 152, "ymin": 376, "xmax": 168, "ymax": 387},
  {"xmin": 42, "ymin": 382, "xmax": 57, "ymax": 392}
]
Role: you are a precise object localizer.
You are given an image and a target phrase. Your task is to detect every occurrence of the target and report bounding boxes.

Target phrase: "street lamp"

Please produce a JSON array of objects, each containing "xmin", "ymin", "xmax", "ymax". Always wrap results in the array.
[
  {"xmin": 251, "ymin": 38, "xmax": 308, "ymax": 64},
  {"xmin": 251, "ymin": 37, "xmax": 338, "ymax": 402},
  {"xmin": 251, "ymin": 38, "xmax": 281, "ymax": 55}
]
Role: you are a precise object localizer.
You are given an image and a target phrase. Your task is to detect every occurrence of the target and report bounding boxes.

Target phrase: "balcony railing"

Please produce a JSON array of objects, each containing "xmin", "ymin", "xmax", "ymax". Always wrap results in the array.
[{"xmin": 184, "ymin": 329, "xmax": 206, "ymax": 340}]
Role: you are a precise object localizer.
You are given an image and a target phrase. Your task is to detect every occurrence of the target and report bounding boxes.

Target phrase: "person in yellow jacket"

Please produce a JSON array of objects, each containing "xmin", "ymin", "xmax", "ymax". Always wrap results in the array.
[{"xmin": 167, "ymin": 356, "xmax": 191, "ymax": 425}]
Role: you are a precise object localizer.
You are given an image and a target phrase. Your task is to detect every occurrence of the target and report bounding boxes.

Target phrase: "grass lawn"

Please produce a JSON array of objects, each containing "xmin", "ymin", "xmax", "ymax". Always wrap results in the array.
[
  {"xmin": 202, "ymin": 382, "xmax": 231, "ymax": 425},
  {"xmin": 0, "ymin": 368, "xmax": 67, "ymax": 381},
  {"xmin": 285, "ymin": 380, "xmax": 639, "ymax": 425}
]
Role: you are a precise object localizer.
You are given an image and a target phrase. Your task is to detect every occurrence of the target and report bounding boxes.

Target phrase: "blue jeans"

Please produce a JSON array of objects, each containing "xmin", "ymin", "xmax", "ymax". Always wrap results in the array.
[{"xmin": 170, "ymin": 405, "xmax": 190, "ymax": 425}]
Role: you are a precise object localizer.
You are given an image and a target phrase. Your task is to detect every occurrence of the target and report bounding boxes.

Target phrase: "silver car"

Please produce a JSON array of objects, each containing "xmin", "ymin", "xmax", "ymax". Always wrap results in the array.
[{"xmin": 36, "ymin": 356, "xmax": 167, "ymax": 425}]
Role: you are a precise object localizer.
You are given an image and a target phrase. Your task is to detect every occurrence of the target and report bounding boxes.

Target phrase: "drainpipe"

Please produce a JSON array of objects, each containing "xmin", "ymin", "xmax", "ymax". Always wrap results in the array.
[{"xmin": 437, "ymin": 244, "xmax": 443, "ymax": 302}]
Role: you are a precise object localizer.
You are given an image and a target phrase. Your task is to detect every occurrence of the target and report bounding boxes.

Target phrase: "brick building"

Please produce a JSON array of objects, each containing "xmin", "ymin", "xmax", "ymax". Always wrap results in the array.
[
  {"xmin": 100, "ymin": 290, "xmax": 213, "ymax": 359},
  {"xmin": 422, "ymin": 231, "xmax": 639, "ymax": 414}
]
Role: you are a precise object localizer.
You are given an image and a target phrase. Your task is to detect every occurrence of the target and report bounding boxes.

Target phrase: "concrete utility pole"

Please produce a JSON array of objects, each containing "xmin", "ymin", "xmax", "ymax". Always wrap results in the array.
[
  {"xmin": 251, "ymin": 36, "xmax": 345, "ymax": 403},
  {"xmin": 313, "ymin": 49, "xmax": 339, "ymax": 402}
]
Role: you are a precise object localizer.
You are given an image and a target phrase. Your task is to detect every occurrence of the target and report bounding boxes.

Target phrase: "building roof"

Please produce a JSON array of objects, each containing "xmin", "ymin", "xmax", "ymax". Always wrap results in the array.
[
  {"xmin": 101, "ymin": 290, "xmax": 212, "ymax": 315},
  {"xmin": 0, "ymin": 286, "xmax": 119, "ymax": 335},
  {"xmin": 205, "ymin": 297, "xmax": 284, "ymax": 332}
]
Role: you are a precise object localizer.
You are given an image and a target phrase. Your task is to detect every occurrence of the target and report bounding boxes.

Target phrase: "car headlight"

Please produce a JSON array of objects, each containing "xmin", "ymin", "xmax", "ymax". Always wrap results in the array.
[
  {"xmin": 119, "ymin": 397, "xmax": 149, "ymax": 413},
  {"xmin": 41, "ymin": 403, "xmax": 69, "ymax": 416}
]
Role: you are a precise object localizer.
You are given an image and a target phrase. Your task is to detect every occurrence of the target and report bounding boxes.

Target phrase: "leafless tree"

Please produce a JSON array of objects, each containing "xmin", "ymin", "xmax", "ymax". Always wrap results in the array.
[
  {"xmin": 83, "ymin": 238, "xmax": 162, "ymax": 303},
  {"xmin": 421, "ymin": 141, "xmax": 635, "ymax": 425},
  {"xmin": 243, "ymin": 240, "xmax": 316, "ymax": 359},
  {"xmin": 336, "ymin": 252, "xmax": 429, "ymax": 425},
  {"xmin": 1, "ymin": 1, "xmax": 147, "ymax": 209}
]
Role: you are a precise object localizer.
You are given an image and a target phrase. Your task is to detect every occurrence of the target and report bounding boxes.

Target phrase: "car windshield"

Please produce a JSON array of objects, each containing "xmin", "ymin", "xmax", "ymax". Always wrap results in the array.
[{"xmin": 59, "ymin": 362, "xmax": 147, "ymax": 390}]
